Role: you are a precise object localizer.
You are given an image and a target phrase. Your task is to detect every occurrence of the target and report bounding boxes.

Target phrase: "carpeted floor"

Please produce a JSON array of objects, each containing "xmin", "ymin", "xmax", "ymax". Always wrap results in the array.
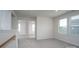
[{"xmin": 18, "ymin": 38, "xmax": 76, "ymax": 48}]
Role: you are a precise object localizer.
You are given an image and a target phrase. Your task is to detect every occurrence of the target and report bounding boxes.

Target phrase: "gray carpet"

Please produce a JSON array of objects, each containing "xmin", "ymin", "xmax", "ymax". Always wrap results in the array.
[{"xmin": 18, "ymin": 38, "xmax": 76, "ymax": 48}]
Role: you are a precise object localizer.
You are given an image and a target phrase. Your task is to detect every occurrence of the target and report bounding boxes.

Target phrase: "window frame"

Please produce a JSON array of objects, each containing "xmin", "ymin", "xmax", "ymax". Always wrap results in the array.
[
  {"xmin": 69, "ymin": 15, "xmax": 79, "ymax": 36},
  {"xmin": 58, "ymin": 14, "xmax": 79, "ymax": 36},
  {"xmin": 58, "ymin": 18, "xmax": 68, "ymax": 35}
]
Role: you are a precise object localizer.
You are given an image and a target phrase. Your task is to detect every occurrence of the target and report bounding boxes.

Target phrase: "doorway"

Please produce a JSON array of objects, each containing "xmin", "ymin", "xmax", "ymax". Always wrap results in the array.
[{"xmin": 18, "ymin": 20, "xmax": 35, "ymax": 39}]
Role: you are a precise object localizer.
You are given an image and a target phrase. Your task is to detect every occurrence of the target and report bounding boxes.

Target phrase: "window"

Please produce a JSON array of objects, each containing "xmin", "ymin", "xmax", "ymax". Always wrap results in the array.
[
  {"xmin": 32, "ymin": 23, "xmax": 35, "ymax": 33},
  {"xmin": 70, "ymin": 15, "xmax": 79, "ymax": 35},
  {"xmin": 18, "ymin": 23, "xmax": 21, "ymax": 32},
  {"xmin": 58, "ymin": 18, "xmax": 67, "ymax": 34}
]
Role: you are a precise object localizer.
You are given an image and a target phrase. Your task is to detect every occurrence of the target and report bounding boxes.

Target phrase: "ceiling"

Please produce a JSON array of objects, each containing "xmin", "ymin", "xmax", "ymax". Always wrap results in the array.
[{"xmin": 14, "ymin": 10, "xmax": 71, "ymax": 18}]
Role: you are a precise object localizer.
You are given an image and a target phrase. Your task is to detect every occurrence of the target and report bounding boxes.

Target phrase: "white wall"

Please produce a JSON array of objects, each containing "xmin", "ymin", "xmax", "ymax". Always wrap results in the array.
[
  {"xmin": 12, "ymin": 16, "xmax": 18, "ymax": 31},
  {"xmin": 0, "ymin": 10, "xmax": 11, "ymax": 30},
  {"xmin": 53, "ymin": 11, "xmax": 79, "ymax": 46},
  {"xmin": 36, "ymin": 17, "xmax": 53, "ymax": 40}
]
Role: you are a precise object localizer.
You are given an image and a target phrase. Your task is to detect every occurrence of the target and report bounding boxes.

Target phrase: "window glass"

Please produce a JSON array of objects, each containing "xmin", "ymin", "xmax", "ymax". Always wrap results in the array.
[
  {"xmin": 70, "ymin": 15, "xmax": 79, "ymax": 35},
  {"xmin": 58, "ymin": 18, "xmax": 67, "ymax": 34},
  {"xmin": 32, "ymin": 23, "xmax": 35, "ymax": 33}
]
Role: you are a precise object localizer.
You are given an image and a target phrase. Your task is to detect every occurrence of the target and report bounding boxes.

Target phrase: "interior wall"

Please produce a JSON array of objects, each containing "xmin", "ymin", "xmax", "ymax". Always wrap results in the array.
[
  {"xmin": 53, "ymin": 11, "xmax": 79, "ymax": 46},
  {"xmin": 36, "ymin": 16, "xmax": 53, "ymax": 40},
  {"xmin": 0, "ymin": 10, "xmax": 11, "ymax": 30},
  {"xmin": 12, "ymin": 16, "xmax": 18, "ymax": 31}
]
